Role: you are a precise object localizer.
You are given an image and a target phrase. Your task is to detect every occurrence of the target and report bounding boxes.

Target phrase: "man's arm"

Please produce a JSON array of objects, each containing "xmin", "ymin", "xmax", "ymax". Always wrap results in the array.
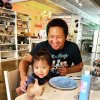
[
  {"xmin": 57, "ymin": 62, "xmax": 83, "ymax": 76},
  {"xmin": 66, "ymin": 62, "xmax": 83, "ymax": 74},
  {"xmin": 19, "ymin": 54, "xmax": 33, "ymax": 91}
]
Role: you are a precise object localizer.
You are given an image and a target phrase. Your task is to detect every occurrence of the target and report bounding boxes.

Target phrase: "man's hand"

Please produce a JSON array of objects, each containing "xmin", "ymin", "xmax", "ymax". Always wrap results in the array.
[
  {"xmin": 57, "ymin": 66, "xmax": 67, "ymax": 76},
  {"xmin": 20, "ymin": 75, "xmax": 28, "ymax": 92},
  {"xmin": 57, "ymin": 62, "xmax": 83, "ymax": 76}
]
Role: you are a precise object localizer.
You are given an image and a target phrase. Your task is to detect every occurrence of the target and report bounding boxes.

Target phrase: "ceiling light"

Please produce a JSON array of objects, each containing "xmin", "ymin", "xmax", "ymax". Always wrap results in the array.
[
  {"xmin": 75, "ymin": 0, "xmax": 82, "ymax": 6},
  {"xmin": 79, "ymin": 2, "xmax": 82, "ymax": 6},
  {"xmin": 75, "ymin": 0, "xmax": 79, "ymax": 3}
]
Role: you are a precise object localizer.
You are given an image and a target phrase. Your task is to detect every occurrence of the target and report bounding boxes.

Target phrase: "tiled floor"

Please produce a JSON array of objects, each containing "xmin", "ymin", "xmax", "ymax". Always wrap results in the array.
[{"xmin": 0, "ymin": 52, "xmax": 99, "ymax": 100}]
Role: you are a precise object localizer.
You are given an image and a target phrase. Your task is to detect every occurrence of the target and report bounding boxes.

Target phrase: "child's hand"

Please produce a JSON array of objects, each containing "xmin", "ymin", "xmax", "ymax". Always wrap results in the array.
[
  {"xmin": 27, "ymin": 79, "xmax": 44, "ymax": 96},
  {"xmin": 33, "ymin": 79, "xmax": 44, "ymax": 96}
]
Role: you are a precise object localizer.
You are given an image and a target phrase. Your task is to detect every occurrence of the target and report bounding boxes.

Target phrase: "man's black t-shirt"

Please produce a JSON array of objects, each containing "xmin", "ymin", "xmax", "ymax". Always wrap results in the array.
[{"xmin": 30, "ymin": 40, "xmax": 82, "ymax": 68}]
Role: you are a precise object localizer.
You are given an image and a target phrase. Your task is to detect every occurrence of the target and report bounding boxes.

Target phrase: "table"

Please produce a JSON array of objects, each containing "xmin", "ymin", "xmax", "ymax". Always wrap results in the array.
[{"xmin": 15, "ymin": 65, "xmax": 100, "ymax": 100}]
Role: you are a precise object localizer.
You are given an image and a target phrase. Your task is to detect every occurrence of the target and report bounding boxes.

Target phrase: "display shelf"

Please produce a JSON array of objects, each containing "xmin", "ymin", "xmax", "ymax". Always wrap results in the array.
[
  {"xmin": 0, "ymin": 24, "xmax": 5, "ymax": 26},
  {"xmin": 31, "ymin": 38, "xmax": 47, "ymax": 43},
  {"xmin": 17, "ymin": 26, "xmax": 29, "ymax": 29},
  {"xmin": 17, "ymin": 54, "xmax": 28, "ymax": 60},
  {"xmin": 0, "ymin": 36, "xmax": 15, "ymax": 45},
  {"xmin": 0, "ymin": 43, "xmax": 15, "ymax": 45},
  {"xmin": 0, "ymin": 34, "xmax": 15, "ymax": 36},
  {"xmin": 0, "ymin": 9, "xmax": 31, "ymax": 62},
  {"xmin": 0, "ymin": 7, "xmax": 14, "ymax": 12},
  {"xmin": 18, "ymin": 44, "xmax": 29, "ymax": 45},
  {"xmin": 0, "ymin": 50, "xmax": 16, "ymax": 53},
  {"xmin": 18, "ymin": 51, "xmax": 29, "ymax": 58},
  {"xmin": 18, "ymin": 49, "xmax": 29, "ymax": 51},
  {"xmin": 0, "ymin": 16, "xmax": 15, "ymax": 20},
  {"xmin": 0, "ymin": 7, "xmax": 16, "ymax": 62},
  {"xmin": 1, "ymin": 58, "xmax": 17, "ymax": 62},
  {"xmin": 16, "ymin": 12, "xmax": 31, "ymax": 58},
  {"xmin": 17, "ymin": 19, "xmax": 28, "ymax": 21}
]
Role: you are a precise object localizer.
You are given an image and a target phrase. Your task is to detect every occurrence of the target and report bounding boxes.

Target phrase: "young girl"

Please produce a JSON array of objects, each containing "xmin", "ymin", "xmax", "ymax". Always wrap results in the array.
[{"xmin": 16, "ymin": 48, "xmax": 57, "ymax": 96}]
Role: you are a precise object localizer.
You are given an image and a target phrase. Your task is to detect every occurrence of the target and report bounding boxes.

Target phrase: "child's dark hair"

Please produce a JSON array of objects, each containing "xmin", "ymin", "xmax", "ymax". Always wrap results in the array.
[
  {"xmin": 32, "ymin": 48, "xmax": 52, "ymax": 68},
  {"xmin": 46, "ymin": 18, "xmax": 69, "ymax": 38}
]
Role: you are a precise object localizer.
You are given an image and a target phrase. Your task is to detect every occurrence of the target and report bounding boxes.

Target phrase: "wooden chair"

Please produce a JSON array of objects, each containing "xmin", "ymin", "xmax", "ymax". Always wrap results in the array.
[{"xmin": 4, "ymin": 69, "xmax": 20, "ymax": 100}]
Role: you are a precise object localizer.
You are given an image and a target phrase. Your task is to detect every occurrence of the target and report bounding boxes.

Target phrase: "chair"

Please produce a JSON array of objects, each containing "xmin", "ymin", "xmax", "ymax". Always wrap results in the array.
[
  {"xmin": 4, "ymin": 66, "xmax": 32, "ymax": 100},
  {"xmin": 4, "ymin": 69, "xmax": 20, "ymax": 100}
]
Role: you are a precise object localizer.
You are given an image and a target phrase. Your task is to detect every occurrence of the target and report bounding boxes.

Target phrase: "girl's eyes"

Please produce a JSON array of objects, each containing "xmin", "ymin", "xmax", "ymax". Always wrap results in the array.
[
  {"xmin": 34, "ymin": 66, "xmax": 46, "ymax": 69},
  {"xmin": 34, "ymin": 67, "xmax": 38, "ymax": 69},
  {"xmin": 42, "ymin": 66, "xmax": 46, "ymax": 69}
]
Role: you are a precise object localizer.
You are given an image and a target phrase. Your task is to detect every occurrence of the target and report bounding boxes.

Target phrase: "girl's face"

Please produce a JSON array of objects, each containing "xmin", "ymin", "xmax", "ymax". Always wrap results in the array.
[
  {"xmin": 33, "ymin": 60, "xmax": 50, "ymax": 78},
  {"xmin": 48, "ymin": 26, "xmax": 66, "ymax": 50}
]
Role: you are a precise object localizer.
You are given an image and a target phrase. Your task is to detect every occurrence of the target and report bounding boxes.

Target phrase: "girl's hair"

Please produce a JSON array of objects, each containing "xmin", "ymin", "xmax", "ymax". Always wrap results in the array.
[
  {"xmin": 32, "ymin": 48, "xmax": 52, "ymax": 68},
  {"xmin": 46, "ymin": 18, "xmax": 69, "ymax": 38}
]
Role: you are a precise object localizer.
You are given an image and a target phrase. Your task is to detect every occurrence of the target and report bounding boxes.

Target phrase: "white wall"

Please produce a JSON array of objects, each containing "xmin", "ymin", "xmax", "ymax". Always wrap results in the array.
[
  {"xmin": 92, "ymin": 30, "xmax": 100, "ymax": 53},
  {"xmin": 10, "ymin": 0, "xmax": 27, "ymax": 3}
]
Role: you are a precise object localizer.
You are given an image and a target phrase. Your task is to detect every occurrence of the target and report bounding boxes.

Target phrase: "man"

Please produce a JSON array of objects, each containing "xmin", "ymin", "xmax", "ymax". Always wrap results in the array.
[{"xmin": 19, "ymin": 18, "xmax": 83, "ymax": 91}]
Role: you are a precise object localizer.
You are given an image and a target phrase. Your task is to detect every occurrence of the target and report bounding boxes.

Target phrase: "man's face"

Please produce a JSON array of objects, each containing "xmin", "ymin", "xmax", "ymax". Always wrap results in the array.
[{"xmin": 48, "ymin": 26, "xmax": 66, "ymax": 50}]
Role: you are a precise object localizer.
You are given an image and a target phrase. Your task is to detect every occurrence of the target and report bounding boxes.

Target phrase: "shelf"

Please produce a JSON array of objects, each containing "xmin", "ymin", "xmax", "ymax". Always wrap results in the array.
[
  {"xmin": 0, "ymin": 16, "xmax": 15, "ymax": 20},
  {"xmin": 0, "ymin": 8, "xmax": 16, "ymax": 63},
  {"xmin": 0, "ymin": 7, "xmax": 14, "ymax": 12},
  {"xmin": 31, "ymin": 38, "xmax": 46, "ymax": 43},
  {"xmin": 0, "ymin": 34, "xmax": 15, "ymax": 36},
  {"xmin": 17, "ymin": 19, "xmax": 28, "ymax": 22},
  {"xmin": 18, "ymin": 44, "xmax": 29, "ymax": 46},
  {"xmin": 17, "ymin": 56, "xmax": 26, "ymax": 60},
  {"xmin": 0, "ymin": 24, "xmax": 5, "ymax": 26},
  {"xmin": 0, "ymin": 50, "xmax": 16, "ymax": 52},
  {"xmin": 0, "ymin": 43, "xmax": 15, "ymax": 45},
  {"xmin": 17, "ymin": 34, "xmax": 29, "ymax": 37},
  {"xmin": 18, "ymin": 49, "xmax": 29, "ymax": 52},
  {"xmin": 0, "ymin": 24, "xmax": 15, "ymax": 27},
  {"xmin": 17, "ymin": 26, "xmax": 29, "ymax": 29},
  {"xmin": 1, "ymin": 58, "xmax": 17, "ymax": 62},
  {"xmin": 0, "ymin": 9, "xmax": 31, "ymax": 63},
  {"xmin": 17, "ymin": 12, "xmax": 30, "ymax": 58}
]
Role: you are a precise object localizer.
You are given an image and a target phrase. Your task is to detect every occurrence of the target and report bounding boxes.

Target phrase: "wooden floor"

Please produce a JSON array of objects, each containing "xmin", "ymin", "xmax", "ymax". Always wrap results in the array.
[{"xmin": 0, "ymin": 52, "xmax": 99, "ymax": 100}]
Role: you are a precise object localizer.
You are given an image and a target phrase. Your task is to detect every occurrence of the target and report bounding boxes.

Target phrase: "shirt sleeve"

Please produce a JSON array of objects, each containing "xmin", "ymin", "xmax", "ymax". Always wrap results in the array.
[
  {"xmin": 29, "ymin": 41, "xmax": 48, "ymax": 56},
  {"xmin": 29, "ymin": 43, "xmax": 40, "ymax": 56},
  {"xmin": 26, "ymin": 74, "xmax": 35, "ymax": 87},
  {"xmin": 72, "ymin": 44, "xmax": 82, "ymax": 65}
]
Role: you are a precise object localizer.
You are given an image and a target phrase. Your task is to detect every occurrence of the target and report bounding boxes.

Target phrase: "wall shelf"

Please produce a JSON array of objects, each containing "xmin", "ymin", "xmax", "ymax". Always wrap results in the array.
[{"xmin": 0, "ymin": 8, "xmax": 31, "ymax": 63}]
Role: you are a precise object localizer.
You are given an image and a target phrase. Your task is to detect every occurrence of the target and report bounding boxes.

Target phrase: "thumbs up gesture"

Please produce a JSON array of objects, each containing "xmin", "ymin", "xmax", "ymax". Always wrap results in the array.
[
  {"xmin": 33, "ymin": 79, "xmax": 44, "ymax": 96},
  {"xmin": 27, "ymin": 79, "xmax": 44, "ymax": 96}
]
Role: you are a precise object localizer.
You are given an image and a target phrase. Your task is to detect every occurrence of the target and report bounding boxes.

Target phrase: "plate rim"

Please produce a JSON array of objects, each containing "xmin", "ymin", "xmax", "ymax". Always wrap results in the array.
[{"xmin": 49, "ymin": 76, "xmax": 78, "ymax": 90}]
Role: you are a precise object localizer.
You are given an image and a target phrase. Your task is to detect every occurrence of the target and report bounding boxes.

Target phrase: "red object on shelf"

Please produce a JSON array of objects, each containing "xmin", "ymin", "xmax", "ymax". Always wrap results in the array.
[{"xmin": 35, "ymin": 23, "xmax": 42, "ymax": 28}]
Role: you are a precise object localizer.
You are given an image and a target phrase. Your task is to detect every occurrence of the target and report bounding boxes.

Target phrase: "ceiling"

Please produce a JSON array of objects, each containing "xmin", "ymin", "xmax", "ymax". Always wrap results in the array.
[
  {"xmin": 49, "ymin": 0, "xmax": 100, "ymax": 24},
  {"xmin": 11, "ymin": 0, "xmax": 69, "ymax": 15},
  {"xmin": 65, "ymin": 0, "xmax": 100, "ymax": 19},
  {"xmin": 10, "ymin": 0, "xmax": 100, "ymax": 24},
  {"xmin": 91, "ymin": 0, "xmax": 100, "ymax": 7}
]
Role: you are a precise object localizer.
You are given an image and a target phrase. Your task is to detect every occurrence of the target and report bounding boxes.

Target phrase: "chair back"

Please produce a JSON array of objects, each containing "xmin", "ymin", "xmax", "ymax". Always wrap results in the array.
[{"xmin": 4, "ymin": 69, "xmax": 20, "ymax": 100}]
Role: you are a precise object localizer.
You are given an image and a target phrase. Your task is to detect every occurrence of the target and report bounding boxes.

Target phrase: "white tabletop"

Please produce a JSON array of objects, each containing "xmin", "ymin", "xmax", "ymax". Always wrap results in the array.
[{"xmin": 15, "ymin": 65, "xmax": 100, "ymax": 100}]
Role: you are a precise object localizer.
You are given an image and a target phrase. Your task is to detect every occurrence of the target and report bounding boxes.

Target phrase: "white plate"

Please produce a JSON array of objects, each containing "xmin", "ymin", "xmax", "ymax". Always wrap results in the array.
[{"xmin": 49, "ymin": 76, "xmax": 78, "ymax": 90}]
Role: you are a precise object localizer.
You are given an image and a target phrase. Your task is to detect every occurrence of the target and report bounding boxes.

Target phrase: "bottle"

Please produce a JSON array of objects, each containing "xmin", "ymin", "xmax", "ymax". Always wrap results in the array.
[{"xmin": 79, "ymin": 70, "xmax": 92, "ymax": 100}]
